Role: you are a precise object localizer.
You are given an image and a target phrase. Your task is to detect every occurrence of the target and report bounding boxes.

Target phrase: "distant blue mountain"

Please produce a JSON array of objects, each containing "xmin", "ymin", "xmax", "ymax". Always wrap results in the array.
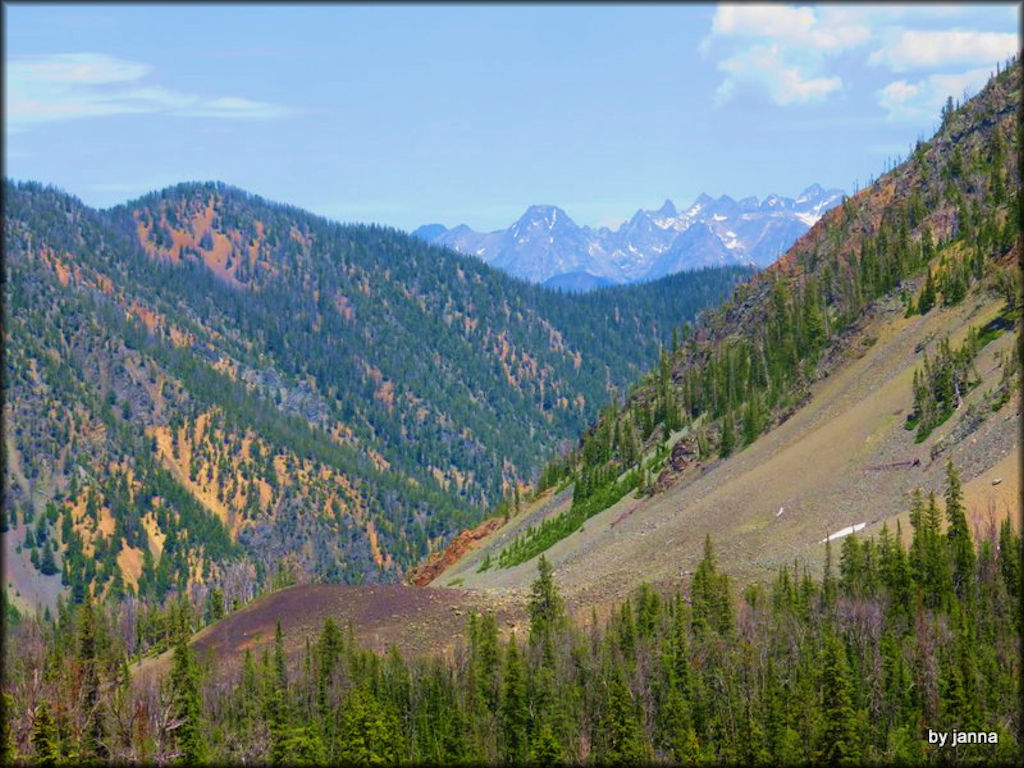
[
  {"xmin": 411, "ymin": 223, "xmax": 449, "ymax": 242},
  {"xmin": 413, "ymin": 185, "xmax": 844, "ymax": 289},
  {"xmin": 541, "ymin": 271, "xmax": 617, "ymax": 293}
]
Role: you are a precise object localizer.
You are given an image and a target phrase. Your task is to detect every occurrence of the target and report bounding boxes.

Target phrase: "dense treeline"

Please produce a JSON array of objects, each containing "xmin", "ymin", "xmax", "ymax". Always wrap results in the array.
[
  {"xmin": 3, "ymin": 462, "xmax": 1019, "ymax": 764},
  {"xmin": 505, "ymin": 59, "xmax": 1022, "ymax": 564}
]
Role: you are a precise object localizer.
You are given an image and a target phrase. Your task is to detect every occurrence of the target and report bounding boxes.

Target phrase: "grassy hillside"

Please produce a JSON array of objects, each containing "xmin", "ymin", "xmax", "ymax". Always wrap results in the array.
[{"xmin": 435, "ymin": 289, "xmax": 1019, "ymax": 604}]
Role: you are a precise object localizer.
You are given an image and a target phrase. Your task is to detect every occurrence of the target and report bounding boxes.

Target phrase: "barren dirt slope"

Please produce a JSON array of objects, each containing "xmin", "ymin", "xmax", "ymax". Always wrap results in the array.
[
  {"xmin": 133, "ymin": 582, "xmax": 529, "ymax": 690},
  {"xmin": 435, "ymin": 291, "xmax": 1020, "ymax": 611}
]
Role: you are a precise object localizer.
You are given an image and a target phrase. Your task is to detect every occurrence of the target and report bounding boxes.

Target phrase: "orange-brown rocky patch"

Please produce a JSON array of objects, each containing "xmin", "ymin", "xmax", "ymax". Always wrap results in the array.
[{"xmin": 406, "ymin": 517, "xmax": 504, "ymax": 586}]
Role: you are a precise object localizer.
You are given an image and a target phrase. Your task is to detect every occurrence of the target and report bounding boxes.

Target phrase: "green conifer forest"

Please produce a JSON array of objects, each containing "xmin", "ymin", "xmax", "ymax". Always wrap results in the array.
[{"xmin": 2, "ymin": 464, "xmax": 1020, "ymax": 764}]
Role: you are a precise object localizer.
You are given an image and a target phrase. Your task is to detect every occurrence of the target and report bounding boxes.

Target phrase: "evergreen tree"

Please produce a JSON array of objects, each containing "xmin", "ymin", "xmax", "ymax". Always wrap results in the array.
[
  {"xmin": 742, "ymin": 390, "xmax": 762, "ymax": 446},
  {"xmin": 1, "ymin": 693, "xmax": 17, "ymax": 765},
  {"xmin": 237, "ymin": 648, "xmax": 260, "ymax": 736},
  {"xmin": 691, "ymin": 535, "xmax": 732, "ymax": 635},
  {"xmin": 998, "ymin": 518, "xmax": 1021, "ymax": 629},
  {"xmin": 30, "ymin": 701, "xmax": 60, "ymax": 767},
  {"xmin": 204, "ymin": 588, "xmax": 225, "ymax": 624},
  {"xmin": 719, "ymin": 413, "xmax": 736, "ymax": 458},
  {"xmin": 802, "ymin": 285, "xmax": 827, "ymax": 353},
  {"xmin": 528, "ymin": 555, "xmax": 566, "ymax": 650},
  {"xmin": 337, "ymin": 687, "xmax": 398, "ymax": 765},
  {"xmin": 267, "ymin": 621, "xmax": 291, "ymax": 764},
  {"xmin": 879, "ymin": 522, "xmax": 912, "ymax": 617},
  {"xmin": 39, "ymin": 540, "xmax": 59, "ymax": 576},
  {"xmin": 471, "ymin": 612, "xmax": 501, "ymax": 721},
  {"xmin": 817, "ymin": 631, "xmax": 859, "ymax": 764},
  {"xmin": 76, "ymin": 594, "xmax": 107, "ymax": 761},
  {"xmin": 529, "ymin": 721, "xmax": 562, "ymax": 765},
  {"xmin": 316, "ymin": 617, "xmax": 343, "ymax": 721},
  {"xmin": 598, "ymin": 662, "xmax": 647, "ymax": 765},
  {"xmin": 918, "ymin": 268, "xmax": 937, "ymax": 314},
  {"xmin": 658, "ymin": 603, "xmax": 698, "ymax": 765},
  {"xmin": 944, "ymin": 460, "xmax": 975, "ymax": 598},
  {"xmin": 909, "ymin": 489, "xmax": 953, "ymax": 608},
  {"xmin": 499, "ymin": 635, "xmax": 529, "ymax": 763},
  {"xmin": 279, "ymin": 724, "xmax": 326, "ymax": 765},
  {"xmin": 168, "ymin": 633, "xmax": 205, "ymax": 764}
]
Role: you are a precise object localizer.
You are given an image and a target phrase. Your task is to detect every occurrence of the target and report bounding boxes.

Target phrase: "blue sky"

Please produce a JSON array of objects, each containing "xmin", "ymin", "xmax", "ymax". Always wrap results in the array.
[{"xmin": 4, "ymin": 3, "xmax": 1019, "ymax": 232}]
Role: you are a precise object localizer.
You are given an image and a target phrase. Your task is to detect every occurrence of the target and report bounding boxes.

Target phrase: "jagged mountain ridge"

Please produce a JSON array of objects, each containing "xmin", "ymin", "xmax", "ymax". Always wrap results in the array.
[
  {"xmin": 3, "ymin": 181, "xmax": 751, "ymax": 608},
  {"xmin": 413, "ymin": 184, "xmax": 844, "ymax": 285}
]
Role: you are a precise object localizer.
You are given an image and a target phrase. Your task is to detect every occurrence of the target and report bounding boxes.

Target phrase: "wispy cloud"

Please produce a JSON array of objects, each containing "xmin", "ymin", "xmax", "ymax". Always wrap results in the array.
[
  {"xmin": 869, "ymin": 30, "xmax": 1019, "ymax": 72},
  {"xmin": 177, "ymin": 96, "xmax": 292, "ymax": 120},
  {"xmin": 715, "ymin": 43, "xmax": 842, "ymax": 106},
  {"xmin": 702, "ymin": 4, "xmax": 1018, "ymax": 115},
  {"xmin": 703, "ymin": 4, "xmax": 869, "ymax": 106},
  {"xmin": 877, "ymin": 66, "xmax": 998, "ymax": 122},
  {"xmin": 5, "ymin": 52, "xmax": 295, "ymax": 128},
  {"xmin": 709, "ymin": 4, "xmax": 870, "ymax": 53}
]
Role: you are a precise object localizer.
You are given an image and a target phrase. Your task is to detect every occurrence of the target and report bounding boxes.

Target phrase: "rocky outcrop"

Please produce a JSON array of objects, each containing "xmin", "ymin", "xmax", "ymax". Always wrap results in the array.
[
  {"xmin": 406, "ymin": 517, "xmax": 505, "ymax": 586},
  {"xmin": 653, "ymin": 438, "xmax": 701, "ymax": 494}
]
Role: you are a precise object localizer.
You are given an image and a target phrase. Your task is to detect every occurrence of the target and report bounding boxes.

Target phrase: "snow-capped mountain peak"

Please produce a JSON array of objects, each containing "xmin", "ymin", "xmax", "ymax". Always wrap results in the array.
[
  {"xmin": 795, "ymin": 183, "xmax": 824, "ymax": 204},
  {"xmin": 520, "ymin": 204, "xmax": 566, "ymax": 224},
  {"xmin": 414, "ymin": 184, "xmax": 845, "ymax": 288}
]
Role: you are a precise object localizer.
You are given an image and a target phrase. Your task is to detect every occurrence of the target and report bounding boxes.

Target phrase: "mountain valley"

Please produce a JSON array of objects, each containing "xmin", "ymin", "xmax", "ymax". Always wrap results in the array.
[
  {"xmin": 3, "ymin": 48, "xmax": 1021, "ymax": 768},
  {"xmin": 3, "ymin": 181, "xmax": 749, "ymax": 612}
]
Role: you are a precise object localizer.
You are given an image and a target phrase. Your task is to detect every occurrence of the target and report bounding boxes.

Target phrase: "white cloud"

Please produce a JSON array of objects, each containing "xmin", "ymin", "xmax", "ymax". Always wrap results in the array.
[
  {"xmin": 877, "ymin": 66, "xmax": 997, "ymax": 121},
  {"xmin": 715, "ymin": 43, "xmax": 842, "ymax": 106},
  {"xmin": 702, "ymin": 3, "xmax": 1017, "ymax": 111},
  {"xmin": 12, "ymin": 53, "xmax": 151, "ymax": 84},
  {"xmin": 869, "ymin": 29, "xmax": 1019, "ymax": 71},
  {"xmin": 178, "ymin": 96, "xmax": 293, "ymax": 120},
  {"xmin": 710, "ymin": 4, "xmax": 871, "ymax": 51},
  {"xmin": 704, "ymin": 4, "xmax": 868, "ymax": 107},
  {"xmin": 5, "ymin": 52, "xmax": 295, "ymax": 128}
]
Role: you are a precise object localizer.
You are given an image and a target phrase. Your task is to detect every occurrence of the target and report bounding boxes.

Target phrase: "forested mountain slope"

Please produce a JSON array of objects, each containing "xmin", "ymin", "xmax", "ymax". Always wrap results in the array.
[
  {"xmin": 3, "ymin": 181, "xmax": 748, "ymax": 608},
  {"xmin": 433, "ymin": 60, "xmax": 1021, "ymax": 601}
]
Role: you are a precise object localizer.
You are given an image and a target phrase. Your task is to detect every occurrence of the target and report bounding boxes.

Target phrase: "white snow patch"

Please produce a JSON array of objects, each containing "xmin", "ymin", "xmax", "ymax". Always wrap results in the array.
[
  {"xmin": 795, "ymin": 212, "xmax": 820, "ymax": 227},
  {"xmin": 712, "ymin": 214, "xmax": 727, "ymax": 221},
  {"xmin": 820, "ymin": 523, "xmax": 866, "ymax": 544}
]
